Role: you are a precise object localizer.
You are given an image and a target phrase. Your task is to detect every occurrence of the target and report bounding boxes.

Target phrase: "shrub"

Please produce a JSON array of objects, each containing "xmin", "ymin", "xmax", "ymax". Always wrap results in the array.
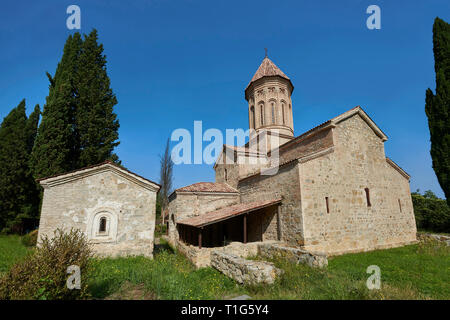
[
  {"xmin": 21, "ymin": 230, "xmax": 38, "ymax": 247},
  {"xmin": 0, "ymin": 228, "xmax": 93, "ymax": 300},
  {"xmin": 412, "ymin": 190, "xmax": 450, "ymax": 233},
  {"xmin": 154, "ymin": 224, "xmax": 167, "ymax": 237}
]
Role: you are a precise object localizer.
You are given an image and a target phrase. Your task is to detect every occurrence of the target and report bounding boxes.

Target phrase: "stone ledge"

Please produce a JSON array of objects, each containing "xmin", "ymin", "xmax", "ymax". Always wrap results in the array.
[
  {"xmin": 211, "ymin": 250, "xmax": 283, "ymax": 285},
  {"xmin": 175, "ymin": 240, "xmax": 278, "ymax": 268},
  {"xmin": 418, "ymin": 233, "xmax": 450, "ymax": 246},
  {"xmin": 258, "ymin": 243, "xmax": 328, "ymax": 268}
]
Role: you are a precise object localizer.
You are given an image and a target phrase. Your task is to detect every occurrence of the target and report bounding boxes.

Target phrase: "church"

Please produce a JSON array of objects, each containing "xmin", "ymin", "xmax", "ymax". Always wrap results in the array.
[{"xmin": 168, "ymin": 56, "xmax": 417, "ymax": 266}]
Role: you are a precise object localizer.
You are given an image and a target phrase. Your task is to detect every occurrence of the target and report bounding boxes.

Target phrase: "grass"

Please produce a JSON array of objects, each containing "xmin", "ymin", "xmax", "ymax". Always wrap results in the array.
[
  {"xmin": 1, "ymin": 235, "xmax": 448, "ymax": 300},
  {"xmin": 0, "ymin": 235, "xmax": 33, "ymax": 274},
  {"xmin": 89, "ymin": 243, "xmax": 240, "ymax": 299},
  {"xmin": 248, "ymin": 240, "xmax": 449, "ymax": 300}
]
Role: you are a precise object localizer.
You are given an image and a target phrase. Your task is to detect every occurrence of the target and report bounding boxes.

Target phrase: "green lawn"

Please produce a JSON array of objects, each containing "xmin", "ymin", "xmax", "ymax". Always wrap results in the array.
[
  {"xmin": 0, "ymin": 235, "xmax": 33, "ymax": 274},
  {"xmin": 1, "ymin": 236, "xmax": 448, "ymax": 299}
]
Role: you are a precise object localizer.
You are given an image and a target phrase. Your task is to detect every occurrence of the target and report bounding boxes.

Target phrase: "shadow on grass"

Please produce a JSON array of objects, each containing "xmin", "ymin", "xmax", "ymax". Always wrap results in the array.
[{"xmin": 154, "ymin": 242, "xmax": 174, "ymax": 255}]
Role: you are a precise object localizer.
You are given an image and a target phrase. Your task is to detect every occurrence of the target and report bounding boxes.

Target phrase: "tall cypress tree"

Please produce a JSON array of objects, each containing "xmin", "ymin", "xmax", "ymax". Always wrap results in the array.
[
  {"xmin": 30, "ymin": 33, "xmax": 82, "ymax": 179},
  {"xmin": 425, "ymin": 17, "xmax": 450, "ymax": 205},
  {"xmin": 75, "ymin": 29, "xmax": 120, "ymax": 167},
  {"xmin": 26, "ymin": 104, "xmax": 40, "ymax": 154},
  {"xmin": 0, "ymin": 100, "xmax": 40, "ymax": 233}
]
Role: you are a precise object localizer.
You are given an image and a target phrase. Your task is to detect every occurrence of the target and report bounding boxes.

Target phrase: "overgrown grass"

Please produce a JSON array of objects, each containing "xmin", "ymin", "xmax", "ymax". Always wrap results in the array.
[
  {"xmin": 1, "ymin": 235, "xmax": 448, "ymax": 300},
  {"xmin": 0, "ymin": 235, "xmax": 33, "ymax": 274},
  {"xmin": 328, "ymin": 241, "xmax": 449, "ymax": 299},
  {"xmin": 89, "ymin": 247, "xmax": 240, "ymax": 299},
  {"xmin": 248, "ymin": 241, "xmax": 449, "ymax": 300}
]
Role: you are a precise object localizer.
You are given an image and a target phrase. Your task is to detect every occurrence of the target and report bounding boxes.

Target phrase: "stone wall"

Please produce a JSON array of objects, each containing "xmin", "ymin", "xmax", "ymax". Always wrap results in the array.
[
  {"xmin": 418, "ymin": 233, "xmax": 450, "ymax": 246},
  {"xmin": 277, "ymin": 127, "xmax": 334, "ymax": 165},
  {"xmin": 168, "ymin": 192, "xmax": 239, "ymax": 244},
  {"xmin": 175, "ymin": 239, "xmax": 278, "ymax": 268},
  {"xmin": 299, "ymin": 114, "xmax": 417, "ymax": 254},
  {"xmin": 38, "ymin": 170, "xmax": 157, "ymax": 258},
  {"xmin": 211, "ymin": 250, "xmax": 283, "ymax": 285},
  {"xmin": 258, "ymin": 243, "xmax": 328, "ymax": 268},
  {"xmin": 238, "ymin": 161, "xmax": 304, "ymax": 245}
]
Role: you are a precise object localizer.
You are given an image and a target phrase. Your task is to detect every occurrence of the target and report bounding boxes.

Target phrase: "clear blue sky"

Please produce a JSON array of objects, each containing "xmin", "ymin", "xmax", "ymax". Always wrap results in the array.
[{"xmin": 0, "ymin": 0, "xmax": 448, "ymax": 197}]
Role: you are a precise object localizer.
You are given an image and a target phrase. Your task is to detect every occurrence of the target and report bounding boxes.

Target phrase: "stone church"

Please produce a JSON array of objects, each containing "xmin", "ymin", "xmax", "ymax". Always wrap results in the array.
[
  {"xmin": 168, "ymin": 56, "xmax": 417, "ymax": 266},
  {"xmin": 37, "ymin": 56, "xmax": 417, "ymax": 264}
]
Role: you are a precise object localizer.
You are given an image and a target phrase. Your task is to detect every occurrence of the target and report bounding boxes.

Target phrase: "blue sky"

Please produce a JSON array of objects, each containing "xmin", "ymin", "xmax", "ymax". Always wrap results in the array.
[{"xmin": 0, "ymin": 0, "xmax": 448, "ymax": 197}]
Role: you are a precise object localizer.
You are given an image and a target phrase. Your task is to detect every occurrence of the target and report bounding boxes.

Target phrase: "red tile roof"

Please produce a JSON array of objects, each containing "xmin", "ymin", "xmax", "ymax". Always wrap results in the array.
[
  {"xmin": 248, "ymin": 57, "xmax": 290, "ymax": 84},
  {"xmin": 177, "ymin": 198, "xmax": 282, "ymax": 227},
  {"xmin": 175, "ymin": 182, "xmax": 238, "ymax": 193},
  {"xmin": 245, "ymin": 57, "xmax": 293, "ymax": 94}
]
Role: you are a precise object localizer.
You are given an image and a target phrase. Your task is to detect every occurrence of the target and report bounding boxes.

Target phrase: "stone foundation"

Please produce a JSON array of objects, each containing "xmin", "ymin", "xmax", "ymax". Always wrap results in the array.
[
  {"xmin": 210, "ymin": 251, "xmax": 283, "ymax": 285},
  {"xmin": 175, "ymin": 240, "xmax": 278, "ymax": 268},
  {"xmin": 418, "ymin": 233, "xmax": 450, "ymax": 246},
  {"xmin": 258, "ymin": 243, "xmax": 328, "ymax": 268}
]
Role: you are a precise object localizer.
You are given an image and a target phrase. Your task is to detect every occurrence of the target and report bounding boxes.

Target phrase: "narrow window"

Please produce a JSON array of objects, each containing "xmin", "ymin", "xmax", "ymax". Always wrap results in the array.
[
  {"xmin": 250, "ymin": 106, "xmax": 255, "ymax": 128},
  {"xmin": 99, "ymin": 217, "xmax": 107, "ymax": 233},
  {"xmin": 260, "ymin": 104, "xmax": 264, "ymax": 126},
  {"xmin": 325, "ymin": 197, "xmax": 330, "ymax": 213},
  {"xmin": 271, "ymin": 103, "xmax": 275, "ymax": 124},
  {"xmin": 282, "ymin": 103, "xmax": 285, "ymax": 125},
  {"xmin": 364, "ymin": 188, "xmax": 371, "ymax": 207},
  {"xmin": 224, "ymin": 168, "xmax": 227, "ymax": 181},
  {"xmin": 398, "ymin": 199, "xmax": 402, "ymax": 212}
]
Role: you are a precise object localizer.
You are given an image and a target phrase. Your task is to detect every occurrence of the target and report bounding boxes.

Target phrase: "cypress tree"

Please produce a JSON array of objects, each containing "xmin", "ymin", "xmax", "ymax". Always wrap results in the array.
[
  {"xmin": 26, "ymin": 104, "xmax": 40, "ymax": 154},
  {"xmin": 0, "ymin": 100, "xmax": 39, "ymax": 233},
  {"xmin": 75, "ymin": 29, "xmax": 120, "ymax": 167},
  {"xmin": 30, "ymin": 33, "xmax": 82, "ymax": 179},
  {"xmin": 425, "ymin": 17, "xmax": 450, "ymax": 205}
]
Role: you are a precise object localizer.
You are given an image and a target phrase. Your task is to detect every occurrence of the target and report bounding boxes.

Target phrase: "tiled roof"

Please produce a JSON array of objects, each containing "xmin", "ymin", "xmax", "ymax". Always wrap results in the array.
[
  {"xmin": 177, "ymin": 198, "xmax": 282, "ymax": 227},
  {"xmin": 175, "ymin": 182, "xmax": 238, "ymax": 193},
  {"xmin": 246, "ymin": 57, "xmax": 291, "ymax": 90}
]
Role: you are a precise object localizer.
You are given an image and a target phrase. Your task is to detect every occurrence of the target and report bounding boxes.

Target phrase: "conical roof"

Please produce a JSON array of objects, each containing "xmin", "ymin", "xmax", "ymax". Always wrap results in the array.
[{"xmin": 245, "ymin": 57, "xmax": 293, "ymax": 97}]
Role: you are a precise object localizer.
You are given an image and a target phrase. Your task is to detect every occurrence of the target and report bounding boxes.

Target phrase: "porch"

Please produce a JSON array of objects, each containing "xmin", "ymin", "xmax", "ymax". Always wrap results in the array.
[{"xmin": 176, "ymin": 198, "xmax": 282, "ymax": 249}]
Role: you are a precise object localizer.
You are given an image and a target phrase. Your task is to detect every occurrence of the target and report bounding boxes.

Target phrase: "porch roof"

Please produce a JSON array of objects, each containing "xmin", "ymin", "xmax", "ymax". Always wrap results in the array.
[{"xmin": 177, "ymin": 198, "xmax": 282, "ymax": 228}]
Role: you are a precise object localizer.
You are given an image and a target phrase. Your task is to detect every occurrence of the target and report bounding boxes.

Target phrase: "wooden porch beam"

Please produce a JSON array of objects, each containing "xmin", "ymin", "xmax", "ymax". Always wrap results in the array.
[
  {"xmin": 243, "ymin": 213, "xmax": 247, "ymax": 244},
  {"xmin": 198, "ymin": 228, "xmax": 203, "ymax": 249}
]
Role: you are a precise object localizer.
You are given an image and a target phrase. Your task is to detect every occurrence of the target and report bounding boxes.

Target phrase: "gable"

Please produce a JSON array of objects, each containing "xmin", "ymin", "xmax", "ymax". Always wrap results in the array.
[
  {"xmin": 38, "ymin": 162, "xmax": 160, "ymax": 192},
  {"xmin": 332, "ymin": 106, "xmax": 388, "ymax": 142}
]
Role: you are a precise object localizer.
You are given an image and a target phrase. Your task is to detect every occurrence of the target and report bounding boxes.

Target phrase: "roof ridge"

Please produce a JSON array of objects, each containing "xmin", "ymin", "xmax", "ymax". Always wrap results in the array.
[
  {"xmin": 246, "ymin": 57, "xmax": 291, "ymax": 90},
  {"xmin": 37, "ymin": 160, "xmax": 161, "ymax": 188}
]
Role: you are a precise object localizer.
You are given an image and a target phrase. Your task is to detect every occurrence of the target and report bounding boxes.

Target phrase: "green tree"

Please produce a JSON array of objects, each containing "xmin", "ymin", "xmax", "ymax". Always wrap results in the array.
[
  {"xmin": 412, "ymin": 190, "xmax": 450, "ymax": 233},
  {"xmin": 30, "ymin": 33, "xmax": 82, "ymax": 179},
  {"xmin": 25, "ymin": 105, "xmax": 41, "ymax": 154},
  {"xmin": 0, "ymin": 100, "xmax": 40, "ymax": 233},
  {"xmin": 158, "ymin": 138, "xmax": 174, "ymax": 225},
  {"xmin": 75, "ymin": 29, "xmax": 120, "ymax": 167},
  {"xmin": 425, "ymin": 17, "xmax": 450, "ymax": 205}
]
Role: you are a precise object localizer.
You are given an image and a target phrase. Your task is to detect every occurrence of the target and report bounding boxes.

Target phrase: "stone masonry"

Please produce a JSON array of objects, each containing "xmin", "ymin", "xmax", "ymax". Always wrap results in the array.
[
  {"xmin": 169, "ymin": 56, "xmax": 417, "ymax": 270},
  {"xmin": 211, "ymin": 250, "xmax": 283, "ymax": 285},
  {"xmin": 37, "ymin": 161, "xmax": 160, "ymax": 258}
]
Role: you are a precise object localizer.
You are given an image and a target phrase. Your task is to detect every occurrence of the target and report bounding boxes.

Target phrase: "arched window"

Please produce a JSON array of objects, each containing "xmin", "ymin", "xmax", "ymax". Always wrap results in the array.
[
  {"xmin": 224, "ymin": 168, "xmax": 228, "ymax": 181},
  {"xmin": 250, "ymin": 106, "xmax": 255, "ymax": 128},
  {"xmin": 281, "ymin": 103, "xmax": 286, "ymax": 125},
  {"xmin": 89, "ymin": 209, "xmax": 118, "ymax": 242},
  {"xmin": 260, "ymin": 104, "xmax": 264, "ymax": 126},
  {"xmin": 99, "ymin": 217, "xmax": 107, "ymax": 233},
  {"xmin": 271, "ymin": 102, "xmax": 275, "ymax": 124}
]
